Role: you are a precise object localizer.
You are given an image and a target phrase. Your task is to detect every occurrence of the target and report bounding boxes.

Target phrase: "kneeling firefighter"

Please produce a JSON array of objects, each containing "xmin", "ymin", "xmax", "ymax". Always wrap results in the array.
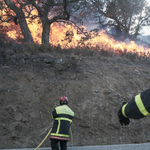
[
  {"xmin": 118, "ymin": 88, "xmax": 150, "ymax": 126},
  {"xmin": 50, "ymin": 96, "xmax": 74, "ymax": 150}
]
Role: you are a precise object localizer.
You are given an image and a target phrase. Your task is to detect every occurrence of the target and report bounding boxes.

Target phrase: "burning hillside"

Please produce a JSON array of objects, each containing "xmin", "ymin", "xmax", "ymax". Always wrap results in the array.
[{"xmin": 2, "ymin": 18, "xmax": 150, "ymax": 57}]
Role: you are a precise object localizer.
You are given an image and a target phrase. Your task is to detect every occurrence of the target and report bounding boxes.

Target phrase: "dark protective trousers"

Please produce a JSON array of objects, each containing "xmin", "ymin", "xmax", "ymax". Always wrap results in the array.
[{"xmin": 51, "ymin": 139, "xmax": 68, "ymax": 150}]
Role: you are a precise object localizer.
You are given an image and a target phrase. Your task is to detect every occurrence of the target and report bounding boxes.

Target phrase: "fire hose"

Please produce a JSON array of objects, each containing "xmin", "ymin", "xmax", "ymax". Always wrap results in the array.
[
  {"xmin": 34, "ymin": 127, "xmax": 73, "ymax": 150},
  {"xmin": 34, "ymin": 128, "xmax": 52, "ymax": 150}
]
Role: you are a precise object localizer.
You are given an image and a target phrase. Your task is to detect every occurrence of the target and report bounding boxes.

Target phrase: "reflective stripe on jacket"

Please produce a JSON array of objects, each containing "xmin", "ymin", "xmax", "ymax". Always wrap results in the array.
[
  {"xmin": 122, "ymin": 88, "xmax": 150, "ymax": 119},
  {"xmin": 50, "ymin": 104, "xmax": 74, "ymax": 138}
]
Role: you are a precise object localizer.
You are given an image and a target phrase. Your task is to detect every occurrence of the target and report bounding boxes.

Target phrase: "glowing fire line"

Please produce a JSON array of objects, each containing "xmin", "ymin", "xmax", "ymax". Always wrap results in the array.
[
  {"xmin": 49, "ymin": 23, "xmax": 150, "ymax": 56},
  {"xmin": 4, "ymin": 20, "xmax": 150, "ymax": 57}
]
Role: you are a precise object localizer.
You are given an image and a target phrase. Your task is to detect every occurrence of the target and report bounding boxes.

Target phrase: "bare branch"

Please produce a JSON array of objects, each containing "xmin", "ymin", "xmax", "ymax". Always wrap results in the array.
[{"xmin": 55, "ymin": 19, "xmax": 89, "ymax": 37}]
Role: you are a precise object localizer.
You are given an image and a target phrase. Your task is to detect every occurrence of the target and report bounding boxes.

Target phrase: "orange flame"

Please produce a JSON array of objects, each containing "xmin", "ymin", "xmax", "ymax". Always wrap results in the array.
[
  {"xmin": 4, "ymin": 17, "xmax": 150, "ymax": 57},
  {"xmin": 49, "ymin": 23, "xmax": 150, "ymax": 56},
  {"xmin": 1, "ymin": 1, "xmax": 150, "ymax": 57}
]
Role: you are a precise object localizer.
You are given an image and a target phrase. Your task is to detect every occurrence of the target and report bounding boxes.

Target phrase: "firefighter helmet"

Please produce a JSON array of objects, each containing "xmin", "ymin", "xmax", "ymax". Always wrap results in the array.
[{"xmin": 60, "ymin": 96, "xmax": 68, "ymax": 105}]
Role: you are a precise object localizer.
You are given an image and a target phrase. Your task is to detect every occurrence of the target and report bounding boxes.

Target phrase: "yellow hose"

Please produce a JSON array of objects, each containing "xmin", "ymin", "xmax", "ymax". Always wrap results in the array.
[
  {"xmin": 70, "ymin": 127, "xmax": 73, "ymax": 144},
  {"xmin": 35, "ymin": 127, "xmax": 73, "ymax": 150},
  {"xmin": 34, "ymin": 128, "xmax": 52, "ymax": 150}
]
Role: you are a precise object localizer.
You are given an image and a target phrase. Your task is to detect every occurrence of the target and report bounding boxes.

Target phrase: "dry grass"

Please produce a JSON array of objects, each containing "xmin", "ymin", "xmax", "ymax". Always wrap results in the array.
[{"xmin": 1, "ymin": 42, "xmax": 150, "ymax": 64}]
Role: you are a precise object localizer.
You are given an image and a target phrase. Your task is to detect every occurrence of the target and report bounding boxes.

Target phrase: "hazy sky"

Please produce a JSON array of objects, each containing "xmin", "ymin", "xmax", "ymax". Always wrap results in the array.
[{"xmin": 141, "ymin": 27, "xmax": 150, "ymax": 36}]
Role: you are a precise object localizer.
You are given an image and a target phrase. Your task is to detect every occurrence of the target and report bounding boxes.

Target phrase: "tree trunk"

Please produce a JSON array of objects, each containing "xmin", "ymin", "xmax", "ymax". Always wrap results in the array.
[
  {"xmin": 18, "ymin": 13, "xmax": 34, "ymax": 44},
  {"xmin": 42, "ymin": 19, "xmax": 50, "ymax": 44},
  {"xmin": 4, "ymin": 0, "xmax": 34, "ymax": 44}
]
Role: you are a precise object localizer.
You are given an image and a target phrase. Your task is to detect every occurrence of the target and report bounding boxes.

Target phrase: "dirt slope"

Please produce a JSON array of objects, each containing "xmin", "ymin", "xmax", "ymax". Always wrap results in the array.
[{"xmin": 1, "ymin": 48, "xmax": 150, "ymax": 149}]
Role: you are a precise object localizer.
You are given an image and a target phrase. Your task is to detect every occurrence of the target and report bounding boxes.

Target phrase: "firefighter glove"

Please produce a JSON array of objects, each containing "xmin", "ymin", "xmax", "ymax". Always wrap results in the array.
[{"xmin": 118, "ymin": 102, "xmax": 130, "ymax": 126}]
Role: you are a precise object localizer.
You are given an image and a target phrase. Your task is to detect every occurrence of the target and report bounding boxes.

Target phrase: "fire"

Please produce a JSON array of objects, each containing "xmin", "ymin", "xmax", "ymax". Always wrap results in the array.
[
  {"xmin": 50, "ymin": 23, "xmax": 81, "ymax": 48},
  {"xmin": 6, "ymin": 30, "xmax": 18, "ymax": 40},
  {"xmin": 3, "ymin": 17, "xmax": 150, "ymax": 57},
  {"xmin": 1, "ymin": 0, "xmax": 150, "ymax": 57},
  {"xmin": 26, "ymin": 18, "xmax": 42, "ymax": 44},
  {"xmin": 49, "ymin": 24, "xmax": 150, "ymax": 56}
]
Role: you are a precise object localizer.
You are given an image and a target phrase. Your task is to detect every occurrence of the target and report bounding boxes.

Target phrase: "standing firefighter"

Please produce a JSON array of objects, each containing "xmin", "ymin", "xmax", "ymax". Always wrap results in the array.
[
  {"xmin": 118, "ymin": 88, "xmax": 150, "ymax": 126},
  {"xmin": 50, "ymin": 96, "xmax": 74, "ymax": 150}
]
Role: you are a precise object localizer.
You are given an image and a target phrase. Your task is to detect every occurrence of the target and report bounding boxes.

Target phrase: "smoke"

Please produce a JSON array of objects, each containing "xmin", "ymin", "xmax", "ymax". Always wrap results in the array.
[{"xmin": 137, "ymin": 35, "xmax": 150, "ymax": 45}]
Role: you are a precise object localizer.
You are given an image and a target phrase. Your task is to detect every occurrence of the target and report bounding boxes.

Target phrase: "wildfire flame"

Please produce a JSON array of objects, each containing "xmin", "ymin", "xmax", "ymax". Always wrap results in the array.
[
  {"xmin": 49, "ymin": 23, "xmax": 150, "ymax": 57},
  {"xmin": 1, "ymin": 1, "xmax": 150, "ymax": 57},
  {"xmin": 3, "ymin": 17, "xmax": 150, "ymax": 57}
]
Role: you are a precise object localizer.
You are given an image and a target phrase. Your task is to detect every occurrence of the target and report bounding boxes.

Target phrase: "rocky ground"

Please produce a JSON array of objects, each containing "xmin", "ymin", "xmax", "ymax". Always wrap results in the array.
[{"xmin": 1, "ymin": 45, "xmax": 150, "ymax": 149}]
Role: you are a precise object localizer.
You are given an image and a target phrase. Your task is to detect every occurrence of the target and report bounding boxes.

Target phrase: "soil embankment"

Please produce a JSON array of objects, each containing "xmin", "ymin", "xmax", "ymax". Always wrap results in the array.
[{"xmin": 1, "ymin": 47, "xmax": 150, "ymax": 148}]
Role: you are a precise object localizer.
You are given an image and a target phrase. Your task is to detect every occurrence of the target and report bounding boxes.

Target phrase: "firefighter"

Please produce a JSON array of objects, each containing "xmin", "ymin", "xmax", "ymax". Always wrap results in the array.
[
  {"xmin": 118, "ymin": 88, "xmax": 150, "ymax": 126},
  {"xmin": 50, "ymin": 96, "xmax": 74, "ymax": 150}
]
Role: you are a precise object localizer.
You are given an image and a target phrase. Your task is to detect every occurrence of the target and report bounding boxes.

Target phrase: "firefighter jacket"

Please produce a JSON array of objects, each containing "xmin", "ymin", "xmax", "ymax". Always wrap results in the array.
[
  {"xmin": 122, "ymin": 88, "xmax": 150, "ymax": 119},
  {"xmin": 50, "ymin": 104, "xmax": 74, "ymax": 139}
]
